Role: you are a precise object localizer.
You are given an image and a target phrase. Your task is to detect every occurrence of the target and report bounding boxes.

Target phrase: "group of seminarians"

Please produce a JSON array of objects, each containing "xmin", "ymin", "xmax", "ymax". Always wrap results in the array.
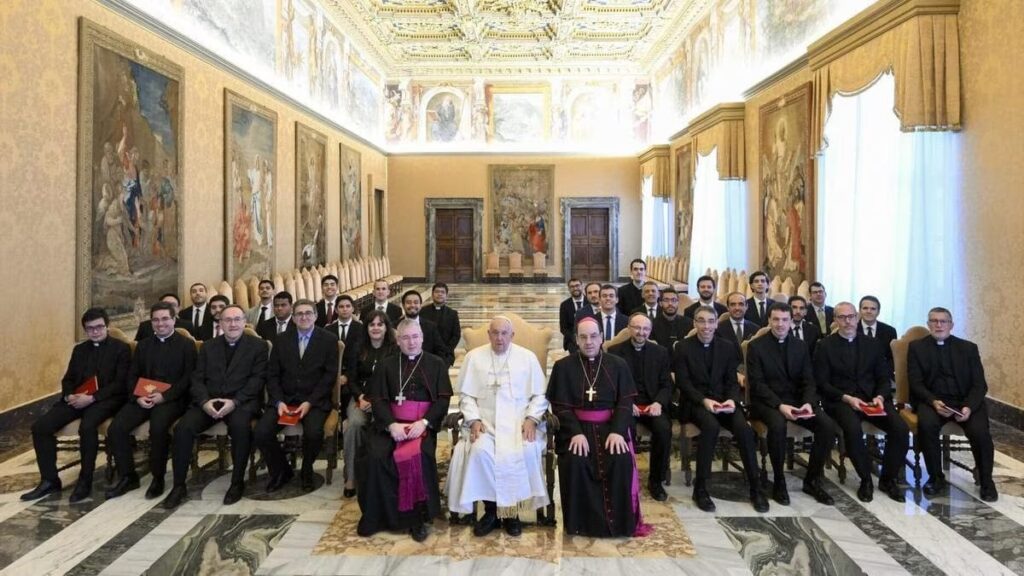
[{"xmin": 20, "ymin": 259, "xmax": 996, "ymax": 542}]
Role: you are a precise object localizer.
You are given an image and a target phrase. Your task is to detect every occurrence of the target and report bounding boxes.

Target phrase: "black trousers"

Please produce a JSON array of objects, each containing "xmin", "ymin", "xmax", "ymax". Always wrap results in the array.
[
  {"xmin": 170, "ymin": 406, "xmax": 255, "ymax": 486},
  {"xmin": 31, "ymin": 398, "xmax": 124, "ymax": 482},
  {"xmin": 254, "ymin": 407, "xmax": 329, "ymax": 477},
  {"xmin": 826, "ymin": 402, "xmax": 909, "ymax": 483},
  {"xmin": 750, "ymin": 403, "xmax": 837, "ymax": 483},
  {"xmin": 633, "ymin": 413, "xmax": 671, "ymax": 486},
  {"xmin": 684, "ymin": 404, "xmax": 760, "ymax": 487},
  {"xmin": 107, "ymin": 400, "xmax": 188, "ymax": 480},
  {"xmin": 916, "ymin": 401, "xmax": 994, "ymax": 485}
]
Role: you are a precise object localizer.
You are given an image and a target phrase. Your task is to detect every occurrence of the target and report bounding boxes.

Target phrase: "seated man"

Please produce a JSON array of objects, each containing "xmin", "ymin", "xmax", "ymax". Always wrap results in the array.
[
  {"xmin": 419, "ymin": 282, "xmax": 462, "ymax": 353},
  {"xmin": 547, "ymin": 317, "xmax": 651, "ymax": 537},
  {"xmin": 447, "ymin": 316, "xmax": 549, "ymax": 537},
  {"xmin": 814, "ymin": 302, "xmax": 908, "ymax": 503},
  {"xmin": 400, "ymin": 289, "xmax": 454, "ymax": 366},
  {"xmin": 257, "ymin": 291, "xmax": 294, "ymax": 341},
  {"xmin": 162, "ymin": 305, "xmax": 267, "ymax": 509},
  {"xmin": 255, "ymin": 299, "xmax": 339, "ymax": 492},
  {"xmin": 22, "ymin": 308, "xmax": 130, "ymax": 502},
  {"xmin": 135, "ymin": 292, "xmax": 194, "ymax": 341},
  {"xmin": 747, "ymin": 302, "xmax": 837, "ymax": 506},
  {"xmin": 631, "ymin": 281, "xmax": 661, "ymax": 319},
  {"xmin": 651, "ymin": 287, "xmax": 693, "ymax": 350},
  {"xmin": 683, "ymin": 275, "xmax": 727, "ymax": 319},
  {"xmin": 357, "ymin": 319, "xmax": 452, "ymax": 542},
  {"xmin": 106, "ymin": 302, "xmax": 198, "ymax": 500},
  {"xmin": 609, "ymin": 313, "xmax": 673, "ymax": 501},
  {"xmin": 716, "ymin": 291, "xmax": 759, "ymax": 357},
  {"xmin": 910, "ymin": 307, "xmax": 996, "ymax": 501},
  {"xmin": 675, "ymin": 306, "xmax": 767, "ymax": 513}
]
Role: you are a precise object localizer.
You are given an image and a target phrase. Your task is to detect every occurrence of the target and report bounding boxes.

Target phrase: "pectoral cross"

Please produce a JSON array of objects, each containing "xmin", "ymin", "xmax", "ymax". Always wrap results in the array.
[
  {"xmin": 585, "ymin": 386, "xmax": 596, "ymax": 402},
  {"xmin": 395, "ymin": 393, "xmax": 405, "ymax": 405}
]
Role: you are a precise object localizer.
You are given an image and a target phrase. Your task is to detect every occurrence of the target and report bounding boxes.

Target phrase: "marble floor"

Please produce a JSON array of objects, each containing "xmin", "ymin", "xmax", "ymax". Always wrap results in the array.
[{"xmin": 4, "ymin": 283, "xmax": 1024, "ymax": 575}]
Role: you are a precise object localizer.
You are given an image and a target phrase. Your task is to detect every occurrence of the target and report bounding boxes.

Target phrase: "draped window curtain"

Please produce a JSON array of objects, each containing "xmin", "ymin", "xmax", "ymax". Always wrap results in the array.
[
  {"xmin": 816, "ymin": 73, "xmax": 962, "ymax": 332},
  {"xmin": 688, "ymin": 148, "xmax": 748, "ymax": 288},
  {"xmin": 641, "ymin": 175, "xmax": 674, "ymax": 258}
]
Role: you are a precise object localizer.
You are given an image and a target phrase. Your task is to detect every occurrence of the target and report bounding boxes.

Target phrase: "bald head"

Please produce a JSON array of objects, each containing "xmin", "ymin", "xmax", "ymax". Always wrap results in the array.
[{"xmin": 628, "ymin": 313, "xmax": 652, "ymax": 347}]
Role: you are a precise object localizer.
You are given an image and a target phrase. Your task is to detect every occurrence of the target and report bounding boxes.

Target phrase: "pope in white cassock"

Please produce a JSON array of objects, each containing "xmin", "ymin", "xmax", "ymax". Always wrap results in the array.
[{"xmin": 447, "ymin": 316, "xmax": 550, "ymax": 537}]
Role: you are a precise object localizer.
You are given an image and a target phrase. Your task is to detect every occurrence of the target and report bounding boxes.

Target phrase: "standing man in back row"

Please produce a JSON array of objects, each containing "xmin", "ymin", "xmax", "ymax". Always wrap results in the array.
[
  {"xmin": 361, "ymin": 280, "xmax": 403, "ymax": 325},
  {"xmin": 559, "ymin": 278, "xmax": 585, "ymax": 352},
  {"xmin": 419, "ymin": 282, "xmax": 462, "ymax": 354},
  {"xmin": 617, "ymin": 259, "xmax": 647, "ymax": 316},
  {"xmin": 745, "ymin": 271, "xmax": 774, "ymax": 327}
]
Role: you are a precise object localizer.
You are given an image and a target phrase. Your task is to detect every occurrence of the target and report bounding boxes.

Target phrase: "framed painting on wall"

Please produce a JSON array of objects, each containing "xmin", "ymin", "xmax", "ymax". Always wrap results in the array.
[
  {"xmin": 759, "ymin": 82, "xmax": 814, "ymax": 286},
  {"xmin": 675, "ymin": 143, "xmax": 694, "ymax": 281},
  {"xmin": 225, "ymin": 90, "xmax": 277, "ymax": 282},
  {"xmin": 296, "ymin": 123, "xmax": 327, "ymax": 268},
  {"xmin": 487, "ymin": 85, "xmax": 550, "ymax": 144},
  {"xmin": 76, "ymin": 18, "xmax": 184, "ymax": 332},
  {"xmin": 488, "ymin": 165, "xmax": 553, "ymax": 263},
  {"xmin": 340, "ymin": 143, "xmax": 362, "ymax": 260}
]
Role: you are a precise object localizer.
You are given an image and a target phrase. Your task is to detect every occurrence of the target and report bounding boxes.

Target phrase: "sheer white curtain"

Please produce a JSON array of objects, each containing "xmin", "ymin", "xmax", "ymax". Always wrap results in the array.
[
  {"xmin": 641, "ymin": 175, "xmax": 674, "ymax": 258},
  {"xmin": 817, "ymin": 73, "xmax": 962, "ymax": 332},
  {"xmin": 688, "ymin": 148, "xmax": 748, "ymax": 287}
]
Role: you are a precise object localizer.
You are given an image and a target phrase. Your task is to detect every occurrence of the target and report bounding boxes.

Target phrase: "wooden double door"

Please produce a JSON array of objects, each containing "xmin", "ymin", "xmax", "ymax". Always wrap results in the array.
[
  {"xmin": 434, "ymin": 208, "xmax": 475, "ymax": 282},
  {"xmin": 569, "ymin": 207, "xmax": 610, "ymax": 281}
]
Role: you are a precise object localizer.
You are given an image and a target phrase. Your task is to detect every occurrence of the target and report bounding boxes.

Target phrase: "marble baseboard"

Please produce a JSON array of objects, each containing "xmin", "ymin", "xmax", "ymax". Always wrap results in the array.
[
  {"xmin": 0, "ymin": 393, "xmax": 59, "ymax": 464},
  {"xmin": 987, "ymin": 397, "xmax": 1024, "ymax": 432}
]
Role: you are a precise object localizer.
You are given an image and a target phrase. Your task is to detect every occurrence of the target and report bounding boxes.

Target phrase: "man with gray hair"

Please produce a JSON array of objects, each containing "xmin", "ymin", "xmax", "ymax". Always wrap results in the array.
[{"xmin": 447, "ymin": 316, "xmax": 550, "ymax": 537}]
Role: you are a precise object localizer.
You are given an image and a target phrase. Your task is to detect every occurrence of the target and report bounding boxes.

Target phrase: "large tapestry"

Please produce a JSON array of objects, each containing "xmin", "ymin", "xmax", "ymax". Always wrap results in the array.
[
  {"xmin": 675, "ymin": 143, "xmax": 694, "ymax": 280},
  {"xmin": 77, "ymin": 19, "xmax": 183, "ymax": 329},
  {"xmin": 760, "ymin": 82, "xmax": 814, "ymax": 285},
  {"xmin": 296, "ymin": 124, "xmax": 327, "ymax": 268},
  {"xmin": 489, "ymin": 165, "xmax": 553, "ymax": 262},
  {"xmin": 340, "ymin": 143, "xmax": 362, "ymax": 260},
  {"xmin": 225, "ymin": 90, "xmax": 277, "ymax": 281}
]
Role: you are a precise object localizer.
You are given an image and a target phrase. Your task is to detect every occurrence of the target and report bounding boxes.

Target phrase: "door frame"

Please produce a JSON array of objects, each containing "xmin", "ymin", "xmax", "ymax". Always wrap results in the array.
[
  {"xmin": 560, "ymin": 197, "xmax": 620, "ymax": 281},
  {"xmin": 425, "ymin": 198, "xmax": 483, "ymax": 283}
]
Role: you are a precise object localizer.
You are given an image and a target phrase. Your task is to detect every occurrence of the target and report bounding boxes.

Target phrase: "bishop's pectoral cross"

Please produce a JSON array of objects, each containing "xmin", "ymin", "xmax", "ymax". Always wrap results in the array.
[
  {"xmin": 585, "ymin": 387, "xmax": 597, "ymax": 402},
  {"xmin": 395, "ymin": 392, "xmax": 405, "ymax": 406}
]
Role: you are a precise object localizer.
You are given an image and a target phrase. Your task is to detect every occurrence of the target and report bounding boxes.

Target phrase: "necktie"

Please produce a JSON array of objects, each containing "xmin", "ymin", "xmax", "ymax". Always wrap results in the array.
[
  {"xmin": 817, "ymin": 308, "xmax": 826, "ymax": 331},
  {"xmin": 605, "ymin": 315, "xmax": 613, "ymax": 340},
  {"xmin": 648, "ymin": 307, "xmax": 656, "ymax": 319},
  {"xmin": 340, "ymin": 323, "xmax": 348, "ymax": 340},
  {"xmin": 574, "ymin": 300, "xmax": 581, "ymax": 311},
  {"xmin": 260, "ymin": 306, "xmax": 268, "ymax": 322},
  {"xmin": 327, "ymin": 302, "xmax": 334, "ymax": 323},
  {"xmin": 299, "ymin": 334, "xmax": 308, "ymax": 358},
  {"xmin": 214, "ymin": 324, "xmax": 221, "ymax": 338},
  {"xmin": 758, "ymin": 301, "xmax": 765, "ymax": 321},
  {"xmin": 795, "ymin": 325, "xmax": 802, "ymax": 340},
  {"xmin": 194, "ymin": 308, "xmax": 200, "ymax": 327},
  {"xmin": 277, "ymin": 321, "xmax": 286, "ymax": 334},
  {"xmin": 377, "ymin": 305, "xmax": 384, "ymax": 312},
  {"xmin": 735, "ymin": 322, "xmax": 743, "ymax": 341},
  {"xmin": 867, "ymin": 326, "xmax": 874, "ymax": 338}
]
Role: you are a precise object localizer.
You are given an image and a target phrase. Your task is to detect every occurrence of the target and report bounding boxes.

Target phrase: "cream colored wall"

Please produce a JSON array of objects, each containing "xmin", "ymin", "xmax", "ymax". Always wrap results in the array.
[
  {"xmin": 0, "ymin": 0, "xmax": 387, "ymax": 412},
  {"xmin": 958, "ymin": 0, "xmax": 1024, "ymax": 408},
  {"xmin": 386, "ymin": 155, "xmax": 640, "ymax": 279}
]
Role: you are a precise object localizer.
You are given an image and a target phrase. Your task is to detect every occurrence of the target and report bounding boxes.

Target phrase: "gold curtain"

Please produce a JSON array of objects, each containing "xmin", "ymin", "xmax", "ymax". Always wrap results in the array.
[
  {"xmin": 809, "ymin": 0, "xmax": 961, "ymax": 153},
  {"xmin": 638, "ymin": 145, "xmax": 672, "ymax": 198},
  {"xmin": 688, "ymin": 103, "xmax": 746, "ymax": 180}
]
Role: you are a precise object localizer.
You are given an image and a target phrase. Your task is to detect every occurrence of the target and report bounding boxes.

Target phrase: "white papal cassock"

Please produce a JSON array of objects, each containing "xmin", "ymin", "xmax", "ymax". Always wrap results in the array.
[{"xmin": 447, "ymin": 342, "xmax": 550, "ymax": 516}]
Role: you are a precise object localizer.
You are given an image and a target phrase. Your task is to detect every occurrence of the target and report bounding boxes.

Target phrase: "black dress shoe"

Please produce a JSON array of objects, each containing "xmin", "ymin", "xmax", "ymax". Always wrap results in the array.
[
  {"xmin": 750, "ymin": 490, "xmax": 769, "ymax": 513},
  {"xmin": 162, "ymin": 485, "xmax": 188, "ymax": 509},
  {"xmin": 922, "ymin": 476, "xmax": 948, "ymax": 497},
  {"xmin": 650, "ymin": 483, "xmax": 668, "ymax": 502},
  {"xmin": 772, "ymin": 482, "xmax": 791, "ymax": 506},
  {"xmin": 145, "ymin": 477, "xmax": 165, "ymax": 500},
  {"xmin": 20, "ymin": 479, "xmax": 62, "ymax": 501},
  {"xmin": 504, "ymin": 517, "xmax": 523, "ymax": 537},
  {"xmin": 343, "ymin": 488, "xmax": 357, "ymax": 498},
  {"xmin": 266, "ymin": 469, "xmax": 294, "ymax": 493},
  {"xmin": 857, "ymin": 478, "xmax": 874, "ymax": 503},
  {"xmin": 980, "ymin": 483, "xmax": 999, "ymax": 502},
  {"xmin": 69, "ymin": 480, "xmax": 92, "ymax": 504},
  {"xmin": 693, "ymin": 486, "xmax": 716, "ymax": 512},
  {"xmin": 410, "ymin": 523, "xmax": 429, "ymax": 542},
  {"xmin": 105, "ymin": 475, "xmax": 141, "ymax": 499},
  {"xmin": 356, "ymin": 519, "xmax": 377, "ymax": 537},
  {"xmin": 803, "ymin": 480, "xmax": 835, "ymax": 505},
  {"xmin": 223, "ymin": 482, "xmax": 245, "ymax": 505},
  {"xmin": 300, "ymin": 471, "xmax": 314, "ymax": 492},
  {"xmin": 473, "ymin": 511, "xmax": 499, "ymax": 537},
  {"xmin": 877, "ymin": 478, "xmax": 905, "ymax": 502}
]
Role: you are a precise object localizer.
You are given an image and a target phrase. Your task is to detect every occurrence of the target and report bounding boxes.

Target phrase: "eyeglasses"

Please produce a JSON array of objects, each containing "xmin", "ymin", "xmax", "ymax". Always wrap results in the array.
[
  {"xmin": 83, "ymin": 324, "xmax": 107, "ymax": 332},
  {"xmin": 293, "ymin": 311, "xmax": 316, "ymax": 318},
  {"xmin": 221, "ymin": 316, "xmax": 246, "ymax": 324},
  {"xmin": 835, "ymin": 314, "xmax": 857, "ymax": 321},
  {"xmin": 927, "ymin": 318, "xmax": 951, "ymax": 325}
]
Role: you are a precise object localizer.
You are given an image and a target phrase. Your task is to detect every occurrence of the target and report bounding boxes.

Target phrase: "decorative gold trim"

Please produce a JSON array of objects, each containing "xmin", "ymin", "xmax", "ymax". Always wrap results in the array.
[
  {"xmin": 687, "ymin": 102, "xmax": 745, "ymax": 137},
  {"xmin": 637, "ymin": 144, "xmax": 670, "ymax": 164},
  {"xmin": 742, "ymin": 55, "xmax": 810, "ymax": 100}
]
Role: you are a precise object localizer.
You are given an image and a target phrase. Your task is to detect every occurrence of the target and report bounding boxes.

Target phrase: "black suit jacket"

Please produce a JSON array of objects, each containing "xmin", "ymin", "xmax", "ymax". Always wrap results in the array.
[
  {"xmin": 128, "ymin": 332, "xmax": 197, "ymax": 404},
  {"xmin": 808, "ymin": 305, "xmax": 835, "ymax": 337},
  {"xmin": 267, "ymin": 327, "xmax": 338, "ymax": 412},
  {"xmin": 908, "ymin": 335, "xmax": 987, "ymax": 412},
  {"xmin": 415, "ymin": 318, "xmax": 454, "ymax": 366},
  {"xmin": 716, "ymin": 318, "xmax": 760, "ymax": 357},
  {"xmin": 745, "ymin": 297, "xmax": 775, "ymax": 327},
  {"xmin": 325, "ymin": 319, "xmax": 364, "ymax": 377},
  {"xmin": 559, "ymin": 297, "xmax": 586, "ymax": 351},
  {"xmin": 60, "ymin": 338, "xmax": 131, "ymax": 402},
  {"xmin": 367, "ymin": 351, "xmax": 452, "ymax": 431},
  {"xmin": 419, "ymin": 305, "xmax": 462, "ymax": 351},
  {"xmin": 747, "ymin": 334, "xmax": 818, "ymax": 409},
  {"xmin": 135, "ymin": 317, "xmax": 195, "ymax": 341},
  {"xmin": 617, "ymin": 283, "xmax": 643, "ymax": 316},
  {"xmin": 791, "ymin": 319, "xmax": 821, "ymax": 356},
  {"xmin": 180, "ymin": 305, "xmax": 216, "ymax": 340},
  {"xmin": 608, "ymin": 341, "xmax": 673, "ymax": 406},
  {"xmin": 360, "ymin": 302, "xmax": 402, "ymax": 326},
  {"xmin": 315, "ymin": 297, "xmax": 341, "ymax": 327},
  {"xmin": 257, "ymin": 317, "xmax": 294, "ymax": 342},
  {"xmin": 859, "ymin": 321, "xmax": 897, "ymax": 370},
  {"xmin": 683, "ymin": 301, "xmax": 727, "ymax": 319},
  {"xmin": 813, "ymin": 334, "xmax": 890, "ymax": 407},
  {"xmin": 190, "ymin": 334, "xmax": 267, "ymax": 411},
  {"xmin": 631, "ymin": 304, "xmax": 662, "ymax": 320},
  {"xmin": 673, "ymin": 336, "xmax": 742, "ymax": 406},
  {"xmin": 593, "ymin": 311, "xmax": 628, "ymax": 340},
  {"xmin": 650, "ymin": 314, "xmax": 694, "ymax": 351}
]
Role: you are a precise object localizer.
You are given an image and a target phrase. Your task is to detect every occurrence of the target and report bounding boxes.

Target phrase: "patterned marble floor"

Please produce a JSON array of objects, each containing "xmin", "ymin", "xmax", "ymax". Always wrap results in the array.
[{"xmin": 3, "ymin": 283, "xmax": 1024, "ymax": 575}]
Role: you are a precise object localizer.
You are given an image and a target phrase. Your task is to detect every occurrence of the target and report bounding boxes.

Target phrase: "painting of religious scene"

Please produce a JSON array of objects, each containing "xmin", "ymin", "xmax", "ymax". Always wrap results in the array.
[
  {"xmin": 425, "ymin": 91, "xmax": 463, "ymax": 143},
  {"xmin": 488, "ymin": 86, "xmax": 549, "ymax": 143},
  {"xmin": 489, "ymin": 165, "xmax": 553, "ymax": 263},
  {"xmin": 758, "ymin": 0, "xmax": 829, "ymax": 59},
  {"xmin": 225, "ymin": 90, "xmax": 277, "ymax": 281},
  {"xmin": 77, "ymin": 19, "xmax": 183, "ymax": 329},
  {"xmin": 340, "ymin": 143, "xmax": 362, "ymax": 260},
  {"xmin": 346, "ymin": 58, "xmax": 381, "ymax": 134},
  {"xmin": 568, "ymin": 88, "xmax": 616, "ymax": 144},
  {"xmin": 675, "ymin": 144, "xmax": 694, "ymax": 280},
  {"xmin": 296, "ymin": 123, "xmax": 327, "ymax": 268},
  {"xmin": 760, "ymin": 82, "xmax": 814, "ymax": 285}
]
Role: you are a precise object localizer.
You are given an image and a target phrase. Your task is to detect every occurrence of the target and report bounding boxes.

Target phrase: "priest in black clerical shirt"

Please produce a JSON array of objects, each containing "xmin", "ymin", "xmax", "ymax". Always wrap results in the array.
[
  {"xmin": 106, "ymin": 302, "xmax": 198, "ymax": 501},
  {"xmin": 418, "ymin": 282, "xmax": 462, "ymax": 352},
  {"xmin": 547, "ymin": 317, "xmax": 651, "ymax": 538},
  {"xmin": 650, "ymin": 287, "xmax": 693, "ymax": 351},
  {"xmin": 357, "ymin": 319, "xmax": 452, "ymax": 542}
]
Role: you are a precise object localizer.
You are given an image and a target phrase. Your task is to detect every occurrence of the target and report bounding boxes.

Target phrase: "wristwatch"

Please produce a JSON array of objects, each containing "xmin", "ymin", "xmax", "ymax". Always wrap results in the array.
[{"xmin": 420, "ymin": 418, "xmax": 430, "ymax": 429}]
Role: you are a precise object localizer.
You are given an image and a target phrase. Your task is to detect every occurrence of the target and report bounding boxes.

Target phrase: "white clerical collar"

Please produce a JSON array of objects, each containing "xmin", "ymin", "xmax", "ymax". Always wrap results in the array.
[
  {"xmin": 700, "ymin": 299, "xmax": 714, "ymax": 305},
  {"xmin": 157, "ymin": 334, "xmax": 170, "ymax": 342},
  {"xmin": 845, "ymin": 335, "xmax": 855, "ymax": 343}
]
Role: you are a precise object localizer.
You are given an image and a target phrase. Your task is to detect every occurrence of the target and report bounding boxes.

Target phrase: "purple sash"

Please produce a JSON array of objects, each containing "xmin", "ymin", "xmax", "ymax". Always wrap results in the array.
[{"xmin": 391, "ymin": 401, "xmax": 431, "ymax": 512}]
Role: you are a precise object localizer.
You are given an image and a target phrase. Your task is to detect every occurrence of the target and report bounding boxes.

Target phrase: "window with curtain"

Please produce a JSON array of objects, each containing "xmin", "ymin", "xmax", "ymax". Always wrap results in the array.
[
  {"xmin": 688, "ymin": 148, "xmax": 748, "ymax": 287},
  {"xmin": 641, "ymin": 175, "xmax": 674, "ymax": 258},
  {"xmin": 816, "ymin": 73, "xmax": 962, "ymax": 332}
]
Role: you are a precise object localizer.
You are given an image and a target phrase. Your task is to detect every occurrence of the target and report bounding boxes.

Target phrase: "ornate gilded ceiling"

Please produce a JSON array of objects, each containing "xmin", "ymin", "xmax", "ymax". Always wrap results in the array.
[{"xmin": 322, "ymin": 0, "xmax": 709, "ymax": 77}]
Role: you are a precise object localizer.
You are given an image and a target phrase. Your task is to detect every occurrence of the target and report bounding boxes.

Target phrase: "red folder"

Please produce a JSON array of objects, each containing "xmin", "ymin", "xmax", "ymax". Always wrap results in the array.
[
  {"xmin": 278, "ymin": 405, "xmax": 303, "ymax": 426},
  {"xmin": 133, "ymin": 378, "xmax": 171, "ymax": 397},
  {"xmin": 635, "ymin": 404, "xmax": 650, "ymax": 415},
  {"xmin": 74, "ymin": 376, "xmax": 98, "ymax": 396},
  {"xmin": 860, "ymin": 404, "xmax": 887, "ymax": 417}
]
